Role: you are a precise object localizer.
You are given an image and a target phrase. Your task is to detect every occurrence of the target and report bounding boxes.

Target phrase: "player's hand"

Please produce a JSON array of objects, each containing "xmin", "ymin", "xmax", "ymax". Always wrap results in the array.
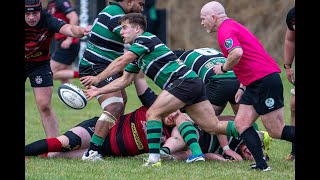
[
  {"xmin": 83, "ymin": 25, "xmax": 92, "ymax": 36},
  {"xmin": 235, "ymin": 88, "xmax": 245, "ymax": 103},
  {"xmin": 224, "ymin": 149, "xmax": 243, "ymax": 161},
  {"xmin": 285, "ymin": 68, "xmax": 295, "ymax": 85},
  {"xmin": 212, "ymin": 62, "xmax": 224, "ymax": 75},
  {"xmin": 80, "ymin": 76, "xmax": 100, "ymax": 88},
  {"xmin": 82, "ymin": 86, "xmax": 100, "ymax": 100},
  {"xmin": 60, "ymin": 38, "xmax": 72, "ymax": 49}
]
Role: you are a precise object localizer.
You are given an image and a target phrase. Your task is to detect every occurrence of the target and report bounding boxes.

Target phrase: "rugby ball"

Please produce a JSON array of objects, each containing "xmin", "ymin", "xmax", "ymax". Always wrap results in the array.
[{"xmin": 57, "ymin": 83, "xmax": 87, "ymax": 110}]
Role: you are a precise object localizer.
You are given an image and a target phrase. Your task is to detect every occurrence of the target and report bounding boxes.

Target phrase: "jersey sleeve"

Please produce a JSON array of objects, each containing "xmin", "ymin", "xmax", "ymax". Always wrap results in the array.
[
  {"xmin": 56, "ymin": 0, "xmax": 75, "ymax": 15},
  {"xmin": 125, "ymin": 60, "xmax": 140, "ymax": 73},
  {"xmin": 218, "ymin": 23, "xmax": 241, "ymax": 54},
  {"xmin": 46, "ymin": 11, "xmax": 67, "ymax": 33},
  {"xmin": 128, "ymin": 36, "xmax": 154, "ymax": 57}
]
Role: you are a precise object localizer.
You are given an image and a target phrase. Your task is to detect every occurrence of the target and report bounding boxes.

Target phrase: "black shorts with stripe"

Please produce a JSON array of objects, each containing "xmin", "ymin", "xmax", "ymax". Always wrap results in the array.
[{"xmin": 240, "ymin": 72, "xmax": 284, "ymax": 115}]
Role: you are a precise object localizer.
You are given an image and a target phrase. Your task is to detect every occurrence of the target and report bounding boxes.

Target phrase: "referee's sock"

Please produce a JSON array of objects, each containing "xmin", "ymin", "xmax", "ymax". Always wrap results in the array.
[{"xmin": 241, "ymin": 126, "xmax": 268, "ymax": 169}]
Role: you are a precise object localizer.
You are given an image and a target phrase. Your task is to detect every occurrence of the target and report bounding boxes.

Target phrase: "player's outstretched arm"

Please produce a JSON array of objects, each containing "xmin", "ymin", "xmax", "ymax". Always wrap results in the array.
[{"xmin": 83, "ymin": 72, "xmax": 136, "ymax": 100}]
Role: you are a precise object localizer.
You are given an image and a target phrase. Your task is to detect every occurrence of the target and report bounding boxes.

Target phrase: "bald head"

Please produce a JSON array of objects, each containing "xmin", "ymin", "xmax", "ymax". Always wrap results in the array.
[{"xmin": 201, "ymin": 1, "xmax": 226, "ymax": 16}]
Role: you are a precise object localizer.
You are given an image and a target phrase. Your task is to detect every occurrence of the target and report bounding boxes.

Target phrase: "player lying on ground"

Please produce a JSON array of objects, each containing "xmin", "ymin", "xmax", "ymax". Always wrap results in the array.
[
  {"xmin": 160, "ymin": 115, "xmax": 272, "ymax": 162},
  {"xmin": 25, "ymin": 72, "xmax": 242, "ymax": 160}
]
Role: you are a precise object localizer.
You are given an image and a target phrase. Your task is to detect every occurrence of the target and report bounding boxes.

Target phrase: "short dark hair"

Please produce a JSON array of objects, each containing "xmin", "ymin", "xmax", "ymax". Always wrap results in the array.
[
  {"xmin": 119, "ymin": 13, "xmax": 147, "ymax": 31},
  {"xmin": 25, "ymin": 0, "xmax": 42, "ymax": 12}
]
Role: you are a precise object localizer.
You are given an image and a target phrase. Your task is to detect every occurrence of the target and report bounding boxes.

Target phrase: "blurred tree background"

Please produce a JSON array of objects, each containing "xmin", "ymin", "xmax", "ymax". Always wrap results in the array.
[{"xmin": 41, "ymin": 0, "xmax": 294, "ymax": 63}]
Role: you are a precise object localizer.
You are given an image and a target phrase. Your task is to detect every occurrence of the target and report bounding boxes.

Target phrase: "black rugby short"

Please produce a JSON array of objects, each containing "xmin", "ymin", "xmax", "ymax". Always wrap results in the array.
[
  {"xmin": 164, "ymin": 77, "xmax": 208, "ymax": 106},
  {"xmin": 205, "ymin": 77, "xmax": 240, "ymax": 106},
  {"xmin": 25, "ymin": 60, "xmax": 53, "ymax": 87},
  {"xmin": 51, "ymin": 39, "xmax": 80, "ymax": 65},
  {"xmin": 240, "ymin": 73, "xmax": 284, "ymax": 115},
  {"xmin": 79, "ymin": 63, "xmax": 123, "ymax": 88}
]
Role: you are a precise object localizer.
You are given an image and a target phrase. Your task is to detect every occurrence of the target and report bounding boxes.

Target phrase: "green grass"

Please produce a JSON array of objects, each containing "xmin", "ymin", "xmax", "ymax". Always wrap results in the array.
[{"xmin": 25, "ymin": 70, "xmax": 295, "ymax": 179}]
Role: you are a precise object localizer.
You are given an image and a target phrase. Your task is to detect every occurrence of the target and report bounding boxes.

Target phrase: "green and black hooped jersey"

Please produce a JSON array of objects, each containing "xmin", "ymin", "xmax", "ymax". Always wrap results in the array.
[
  {"xmin": 80, "ymin": 2, "xmax": 125, "ymax": 66},
  {"xmin": 125, "ymin": 32, "xmax": 198, "ymax": 89},
  {"xmin": 179, "ymin": 48, "xmax": 236, "ymax": 83}
]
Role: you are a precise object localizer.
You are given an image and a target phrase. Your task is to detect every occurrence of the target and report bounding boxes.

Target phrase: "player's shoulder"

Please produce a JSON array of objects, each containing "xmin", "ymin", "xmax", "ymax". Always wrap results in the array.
[{"xmin": 104, "ymin": 2, "xmax": 125, "ymax": 15}]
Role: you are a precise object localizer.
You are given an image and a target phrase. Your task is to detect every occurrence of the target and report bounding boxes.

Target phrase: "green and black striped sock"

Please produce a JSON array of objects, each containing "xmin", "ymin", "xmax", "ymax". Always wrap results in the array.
[
  {"xmin": 147, "ymin": 120, "xmax": 163, "ymax": 154},
  {"xmin": 160, "ymin": 146, "xmax": 171, "ymax": 154},
  {"xmin": 178, "ymin": 121, "xmax": 202, "ymax": 156}
]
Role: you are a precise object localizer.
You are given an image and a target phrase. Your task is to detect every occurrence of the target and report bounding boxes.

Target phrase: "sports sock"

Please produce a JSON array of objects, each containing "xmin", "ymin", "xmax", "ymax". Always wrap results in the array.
[
  {"xmin": 178, "ymin": 121, "xmax": 202, "ymax": 156},
  {"xmin": 25, "ymin": 138, "xmax": 62, "ymax": 156},
  {"xmin": 226, "ymin": 121, "xmax": 239, "ymax": 137},
  {"xmin": 160, "ymin": 146, "xmax": 171, "ymax": 154},
  {"xmin": 88, "ymin": 134, "xmax": 104, "ymax": 154},
  {"xmin": 73, "ymin": 71, "xmax": 79, "ymax": 78},
  {"xmin": 241, "ymin": 126, "xmax": 268, "ymax": 169},
  {"xmin": 281, "ymin": 125, "xmax": 295, "ymax": 143},
  {"xmin": 252, "ymin": 122, "xmax": 259, "ymax": 131},
  {"xmin": 147, "ymin": 120, "xmax": 163, "ymax": 162}
]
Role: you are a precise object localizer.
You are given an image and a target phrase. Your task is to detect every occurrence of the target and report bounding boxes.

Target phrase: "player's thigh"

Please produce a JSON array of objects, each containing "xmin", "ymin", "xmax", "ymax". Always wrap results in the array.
[
  {"xmin": 147, "ymin": 90, "xmax": 186, "ymax": 119},
  {"xmin": 184, "ymin": 100, "xmax": 219, "ymax": 132},
  {"xmin": 50, "ymin": 60, "xmax": 69, "ymax": 72}
]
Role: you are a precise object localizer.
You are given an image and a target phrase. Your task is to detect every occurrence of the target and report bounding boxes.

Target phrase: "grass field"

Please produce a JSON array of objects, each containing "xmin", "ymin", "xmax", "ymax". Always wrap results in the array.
[{"xmin": 25, "ymin": 69, "xmax": 295, "ymax": 179}]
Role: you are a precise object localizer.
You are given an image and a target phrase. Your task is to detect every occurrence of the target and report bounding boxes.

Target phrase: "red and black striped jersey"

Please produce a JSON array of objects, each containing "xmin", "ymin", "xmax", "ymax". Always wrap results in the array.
[
  {"xmin": 25, "ymin": 10, "xmax": 66, "ymax": 62},
  {"xmin": 109, "ymin": 106, "xmax": 171, "ymax": 156}
]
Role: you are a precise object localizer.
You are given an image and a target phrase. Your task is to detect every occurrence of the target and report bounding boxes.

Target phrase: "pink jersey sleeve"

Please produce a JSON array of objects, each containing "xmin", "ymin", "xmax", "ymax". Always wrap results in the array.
[{"xmin": 217, "ymin": 21, "xmax": 240, "ymax": 57}]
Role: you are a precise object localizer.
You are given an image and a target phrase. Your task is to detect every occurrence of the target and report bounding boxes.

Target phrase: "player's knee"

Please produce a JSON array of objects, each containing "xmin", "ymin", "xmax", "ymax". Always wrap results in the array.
[
  {"xmin": 62, "ymin": 131, "xmax": 82, "ymax": 152},
  {"xmin": 98, "ymin": 110, "xmax": 117, "ymax": 129}
]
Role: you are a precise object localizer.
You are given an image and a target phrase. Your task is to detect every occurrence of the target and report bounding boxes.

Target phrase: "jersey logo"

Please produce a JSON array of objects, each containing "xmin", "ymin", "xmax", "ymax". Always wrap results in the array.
[
  {"xmin": 35, "ymin": 76, "xmax": 43, "ymax": 84},
  {"xmin": 205, "ymin": 62, "xmax": 214, "ymax": 69},
  {"xmin": 224, "ymin": 38, "xmax": 233, "ymax": 49},
  {"xmin": 265, "ymin": 98, "xmax": 275, "ymax": 109},
  {"xmin": 131, "ymin": 123, "xmax": 144, "ymax": 150}
]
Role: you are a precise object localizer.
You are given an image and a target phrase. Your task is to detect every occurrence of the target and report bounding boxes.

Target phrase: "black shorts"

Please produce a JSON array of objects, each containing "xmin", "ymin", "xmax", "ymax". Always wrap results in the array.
[
  {"xmin": 79, "ymin": 63, "xmax": 123, "ymax": 88},
  {"xmin": 74, "ymin": 117, "xmax": 113, "ymax": 156},
  {"xmin": 164, "ymin": 77, "xmax": 208, "ymax": 106},
  {"xmin": 205, "ymin": 77, "xmax": 240, "ymax": 106},
  {"xmin": 51, "ymin": 39, "xmax": 80, "ymax": 65},
  {"xmin": 25, "ymin": 60, "xmax": 53, "ymax": 87},
  {"xmin": 240, "ymin": 73, "xmax": 284, "ymax": 115}
]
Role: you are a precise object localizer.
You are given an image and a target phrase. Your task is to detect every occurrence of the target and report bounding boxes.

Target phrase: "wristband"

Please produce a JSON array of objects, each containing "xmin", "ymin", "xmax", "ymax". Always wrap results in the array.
[
  {"xmin": 284, "ymin": 64, "xmax": 292, "ymax": 69},
  {"xmin": 239, "ymin": 87, "xmax": 245, "ymax": 92},
  {"xmin": 223, "ymin": 145, "xmax": 230, "ymax": 151},
  {"xmin": 221, "ymin": 64, "xmax": 228, "ymax": 73}
]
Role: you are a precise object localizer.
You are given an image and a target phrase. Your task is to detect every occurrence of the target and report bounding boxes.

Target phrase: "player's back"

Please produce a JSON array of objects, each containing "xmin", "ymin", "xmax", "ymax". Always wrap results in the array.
[{"xmin": 81, "ymin": 3, "xmax": 125, "ymax": 65}]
